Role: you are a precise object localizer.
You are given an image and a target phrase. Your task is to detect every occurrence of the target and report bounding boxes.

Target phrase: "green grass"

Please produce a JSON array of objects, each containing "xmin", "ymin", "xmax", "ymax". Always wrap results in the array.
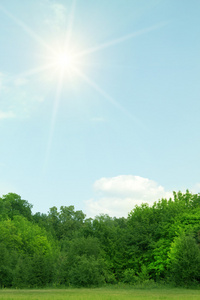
[{"xmin": 1, "ymin": 288, "xmax": 200, "ymax": 300}]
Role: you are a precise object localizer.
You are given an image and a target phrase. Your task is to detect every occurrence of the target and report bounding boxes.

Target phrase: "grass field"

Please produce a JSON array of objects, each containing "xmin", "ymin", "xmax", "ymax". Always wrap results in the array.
[{"xmin": 1, "ymin": 288, "xmax": 200, "ymax": 300}]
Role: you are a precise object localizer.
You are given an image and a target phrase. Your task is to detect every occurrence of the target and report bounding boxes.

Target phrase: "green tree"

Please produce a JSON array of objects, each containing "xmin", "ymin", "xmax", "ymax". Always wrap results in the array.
[
  {"xmin": 169, "ymin": 234, "xmax": 200, "ymax": 286},
  {"xmin": 59, "ymin": 206, "xmax": 86, "ymax": 239},
  {"xmin": 12, "ymin": 252, "xmax": 54, "ymax": 288},
  {"xmin": 0, "ymin": 193, "xmax": 32, "ymax": 221},
  {"xmin": 0, "ymin": 243, "xmax": 13, "ymax": 287},
  {"xmin": 69, "ymin": 255, "xmax": 105, "ymax": 287},
  {"xmin": 61, "ymin": 236, "xmax": 108, "ymax": 287},
  {"xmin": 12, "ymin": 254, "xmax": 32, "ymax": 288}
]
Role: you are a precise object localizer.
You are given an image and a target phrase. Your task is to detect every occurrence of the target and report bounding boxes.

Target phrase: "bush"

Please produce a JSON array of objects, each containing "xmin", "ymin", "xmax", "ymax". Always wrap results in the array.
[
  {"xmin": 69, "ymin": 255, "xmax": 105, "ymax": 287},
  {"xmin": 0, "ymin": 244, "xmax": 14, "ymax": 287},
  {"xmin": 123, "ymin": 269, "xmax": 139, "ymax": 284},
  {"xmin": 12, "ymin": 253, "xmax": 54, "ymax": 288},
  {"xmin": 123, "ymin": 265, "xmax": 150, "ymax": 285},
  {"xmin": 169, "ymin": 233, "xmax": 200, "ymax": 286}
]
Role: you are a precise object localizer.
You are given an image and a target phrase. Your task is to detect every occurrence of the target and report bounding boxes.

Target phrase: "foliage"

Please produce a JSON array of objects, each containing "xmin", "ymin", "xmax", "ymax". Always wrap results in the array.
[
  {"xmin": 61, "ymin": 236, "xmax": 108, "ymax": 287},
  {"xmin": 0, "ymin": 215, "xmax": 53, "ymax": 255},
  {"xmin": 69, "ymin": 255, "xmax": 105, "ymax": 287},
  {"xmin": 1, "ymin": 190, "xmax": 200, "ymax": 288},
  {"xmin": 123, "ymin": 269, "xmax": 139, "ymax": 284},
  {"xmin": 169, "ymin": 233, "xmax": 200, "ymax": 286},
  {"xmin": 0, "ymin": 193, "xmax": 32, "ymax": 221},
  {"xmin": 0, "ymin": 243, "xmax": 13, "ymax": 287}
]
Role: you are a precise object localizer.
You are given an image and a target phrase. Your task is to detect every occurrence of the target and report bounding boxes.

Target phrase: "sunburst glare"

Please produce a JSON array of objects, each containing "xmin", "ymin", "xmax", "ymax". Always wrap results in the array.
[
  {"xmin": 55, "ymin": 52, "xmax": 72, "ymax": 69},
  {"xmin": 43, "ymin": 43, "xmax": 80, "ymax": 75},
  {"xmin": 0, "ymin": 1, "xmax": 164, "ymax": 172}
]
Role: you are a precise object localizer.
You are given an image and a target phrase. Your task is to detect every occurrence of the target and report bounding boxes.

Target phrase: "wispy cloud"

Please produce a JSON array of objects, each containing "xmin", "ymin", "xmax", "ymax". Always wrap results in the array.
[
  {"xmin": 43, "ymin": 2, "xmax": 67, "ymax": 32},
  {"xmin": 85, "ymin": 175, "xmax": 172, "ymax": 218},
  {"xmin": 13, "ymin": 77, "xmax": 28, "ymax": 87},
  {"xmin": 0, "ymin": 110, "xmax": 15, "ymax": 120},
  {"xmin": 0, "ymin": 73, "xmax": 44, "ymax": 119},
  {"xmin": 52, "ymin": 3, "xmax": 66, "ymax": 21}
]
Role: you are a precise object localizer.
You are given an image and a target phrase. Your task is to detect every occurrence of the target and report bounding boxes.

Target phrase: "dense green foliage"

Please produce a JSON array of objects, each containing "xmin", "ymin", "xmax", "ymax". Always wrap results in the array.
[{"xmin": 0, "ymin": 191, "xmax": 200, "ymax": 288}]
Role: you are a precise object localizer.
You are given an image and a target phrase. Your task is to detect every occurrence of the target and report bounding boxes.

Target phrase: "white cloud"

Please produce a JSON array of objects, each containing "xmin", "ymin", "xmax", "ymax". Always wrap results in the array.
[
  {"xmin": 0, "ymin": 110, "xmax": 15, "ymax": 120},
  {"xmin": 191, "ymin": 183, "xmax": 200, "ymax": 194},
  {"xmin": 85, "ymin": 175, "xmax": 172, "ymax": 218}
]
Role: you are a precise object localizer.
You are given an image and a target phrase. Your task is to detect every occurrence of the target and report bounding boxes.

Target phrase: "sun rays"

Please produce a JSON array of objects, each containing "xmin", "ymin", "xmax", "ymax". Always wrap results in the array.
[
  {"xmin": 0, "ymin": 3, "xmax": 165, "ymax": 99},
  {"xmin": 0, "ymin": 3, "xmax": 166, "ymax": 89},
  {"xmin": 0, "ymin": 1, "xmax": 164, "ymax": 172},
  {"xmin": 73, "ymin": 22, "xmax": 168, "ymax": 60}
]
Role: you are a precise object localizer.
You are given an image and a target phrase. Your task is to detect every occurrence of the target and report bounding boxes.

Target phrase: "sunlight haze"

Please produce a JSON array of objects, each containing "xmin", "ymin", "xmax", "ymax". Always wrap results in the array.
[{"xmin": 0, "ymin": 0, "xmax": 199, "ymax": 217}]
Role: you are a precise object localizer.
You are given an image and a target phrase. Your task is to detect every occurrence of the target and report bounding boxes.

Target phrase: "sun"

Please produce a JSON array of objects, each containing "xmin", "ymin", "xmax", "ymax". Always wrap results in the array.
[
  {"xmin": 56, "ymin": 52, "xmax": 71, "ymax": 67},
  {"xmin": 40, "ymin": 39, "xmax": 80, "ymax": 76},
  {"xmin": 52, "ymin": 50, "xmax": 74, "ymax": 71}
]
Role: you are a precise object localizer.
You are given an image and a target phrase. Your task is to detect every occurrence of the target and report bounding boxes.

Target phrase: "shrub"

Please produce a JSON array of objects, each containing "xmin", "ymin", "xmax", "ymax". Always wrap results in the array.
[
  {"xmin": 69, "ymin": 255, "xmax": 105, "ymax": 287},
  {"xmin": 169, "ymin": 233, "xmax": 200, "ymax": 286}
]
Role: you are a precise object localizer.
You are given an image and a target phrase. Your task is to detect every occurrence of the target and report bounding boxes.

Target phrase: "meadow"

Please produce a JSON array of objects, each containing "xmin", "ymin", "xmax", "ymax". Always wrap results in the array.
[{"xmin": 1, "ymin": 288, "xmax": 200, "ymax": 300}]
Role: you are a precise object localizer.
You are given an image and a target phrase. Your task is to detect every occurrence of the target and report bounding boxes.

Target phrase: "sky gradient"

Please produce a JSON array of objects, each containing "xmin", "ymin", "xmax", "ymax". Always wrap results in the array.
[{"xmin": 0, "ymin": 0, "xmax": 200, "ymax": 217}]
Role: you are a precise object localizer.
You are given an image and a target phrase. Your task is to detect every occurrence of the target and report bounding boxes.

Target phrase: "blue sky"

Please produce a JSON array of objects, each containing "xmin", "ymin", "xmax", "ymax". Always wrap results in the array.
[{"xmin": 0, "ymin": 0, "xmax": 200, "ymax": 217}]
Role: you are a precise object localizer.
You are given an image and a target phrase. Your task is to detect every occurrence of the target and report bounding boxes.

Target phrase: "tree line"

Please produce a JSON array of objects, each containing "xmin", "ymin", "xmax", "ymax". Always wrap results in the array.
[{"xmin": 1, "ymin": 190, "xmax": 200, "ymax": 288}]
